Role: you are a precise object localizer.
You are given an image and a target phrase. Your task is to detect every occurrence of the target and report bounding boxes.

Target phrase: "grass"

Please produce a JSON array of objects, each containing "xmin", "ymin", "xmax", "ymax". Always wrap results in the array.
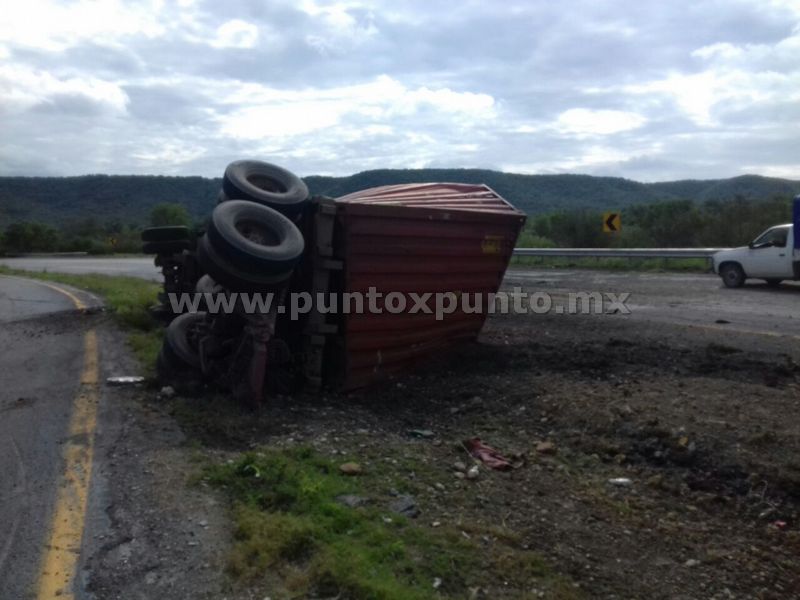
[
  {"xmin": 203, "ymin": 446, "xmax": 581, "ymax": 599},
  {"xmin": 0, "ymin": 265, "xmax": 163, "ymax": 371},
  {"xmin": 510, "ymin": 255, "xmax": 711, "ymax": 272}
]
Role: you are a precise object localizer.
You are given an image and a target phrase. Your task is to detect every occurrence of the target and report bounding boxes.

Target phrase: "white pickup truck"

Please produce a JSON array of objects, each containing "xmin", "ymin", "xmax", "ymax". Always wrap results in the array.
[{"xmin": 713, "ymin": 196, "xmax": 800, "ymax": 288}]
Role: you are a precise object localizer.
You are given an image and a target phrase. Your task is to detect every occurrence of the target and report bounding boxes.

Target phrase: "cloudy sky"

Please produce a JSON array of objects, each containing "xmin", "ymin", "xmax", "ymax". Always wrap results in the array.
[{"xmin": 1, "ymin": 0, "xmax": 799, "ymax": 181}]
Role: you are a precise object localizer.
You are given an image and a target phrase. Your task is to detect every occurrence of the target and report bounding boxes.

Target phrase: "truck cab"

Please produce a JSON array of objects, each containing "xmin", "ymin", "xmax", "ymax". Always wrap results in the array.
[{"xmin": 713, "ymin": 223, "xmax": 796, "ymax": 288}]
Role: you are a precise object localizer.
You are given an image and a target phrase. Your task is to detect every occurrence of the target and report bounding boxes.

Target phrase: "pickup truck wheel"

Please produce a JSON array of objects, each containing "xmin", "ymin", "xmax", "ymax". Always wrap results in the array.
[
  {"xmin": 765, "ymin": 279, "xmax": 782, "ymax": 287},
  {"xmin": 207, "ymin": 200, "xmax": 304, "ymax": 275},
  {"xmin": 222, "ymin": 160, "xmax": 310, "ymax": 216},
  {"xmin": 141, "ymin": 226, "xmax": 190, "ymax": 242},
  {"xmin": 720, "ymin": 263, "xmax": 745, "ymax": 288}
]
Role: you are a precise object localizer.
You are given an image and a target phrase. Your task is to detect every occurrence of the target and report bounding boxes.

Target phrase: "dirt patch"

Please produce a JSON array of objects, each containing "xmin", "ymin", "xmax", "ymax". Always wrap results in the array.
[{"xmin": 166, "ymin": 309, "xmax": 800, "ymax": 599}]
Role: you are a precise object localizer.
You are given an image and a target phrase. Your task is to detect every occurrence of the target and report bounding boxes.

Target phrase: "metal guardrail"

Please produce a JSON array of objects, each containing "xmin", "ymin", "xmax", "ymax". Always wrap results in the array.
[{"xmin": 513, "ymin": 248, "xmax": 729, "ymax": 259}]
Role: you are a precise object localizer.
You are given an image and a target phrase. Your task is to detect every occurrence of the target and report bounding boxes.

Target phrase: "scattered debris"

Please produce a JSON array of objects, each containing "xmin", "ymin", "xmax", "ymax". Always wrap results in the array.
[
  {"xmin": 408, "ymin": 429, "xmax": 435, "ymax": 438},
  {"xmin": 106, "ymin": 376, "xmax": 145, "ymax": 386},
  {"xmin": 771, "ymin": 520, "xmax": 788, "ymax": 531},
  {"xmin": 684, "ymin": 559, "xmax": 700, "ymax": 567},
  {"xmin": 535, "ymin": 440, "xmax": 557, "ymax": 455},
  {"xmin": 432, "ymin": 577, "xmax": 442, "ymax": 590},
  {"xmin": 607, "ymin": 478, "xmax": 634, "ymax": 487},
  {"xmin": 339, "ymin": 462, "xmax": 363, "ymax": 476},
  {"xmin": 389, "ymin": 495, "xmax": 419, "ymax": 518},
  {"xmin": 463, "ymin": 437, "xmax": 513, "ymax": 471},
  {"xmin": 336, "ymin": 494, "xmax": 367, "ymax": 508}
]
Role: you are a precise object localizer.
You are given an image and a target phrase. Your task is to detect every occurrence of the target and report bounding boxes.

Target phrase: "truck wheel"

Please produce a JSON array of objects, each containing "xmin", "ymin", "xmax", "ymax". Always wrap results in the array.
[
  {"xmin": 206, "ymin": 200, "xmax": 304, "ymax": 275},
  {"xmin": 765, "ymin": 279, "xmax": 783, "ymax": 287},
  {"xmin": 142, "ymin": 240, "xmax": 192, "ymax": 255},
  {"xmin": 165, "ymin": 312, "xmax": 207, "ymax": 370},
  {"xmin": 720, "ymin": 263, "xmax": 745, "ymax": 288},
  {"xmin": 196, "ymin": 234, "xmax": 292, "ymax": 293},
  {"xmin": 222, "ymin": 160, "xmax": 309, "ymax": 215},
  {"xmin": 141, "ymin": 226, "xmax": 190, "ymax": 242}
]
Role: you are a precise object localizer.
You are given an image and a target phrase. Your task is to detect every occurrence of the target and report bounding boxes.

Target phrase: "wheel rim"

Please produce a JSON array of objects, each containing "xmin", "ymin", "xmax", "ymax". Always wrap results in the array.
[{"xmin": 235, "ymin": 218, "xmax": 280, "ymax": 247}]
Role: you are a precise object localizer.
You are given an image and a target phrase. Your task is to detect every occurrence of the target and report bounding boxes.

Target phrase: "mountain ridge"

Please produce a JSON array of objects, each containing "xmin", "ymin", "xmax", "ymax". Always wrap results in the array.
[{"xmin": 0, "ymin": 169, "xmax": 797, "ymax": 226}]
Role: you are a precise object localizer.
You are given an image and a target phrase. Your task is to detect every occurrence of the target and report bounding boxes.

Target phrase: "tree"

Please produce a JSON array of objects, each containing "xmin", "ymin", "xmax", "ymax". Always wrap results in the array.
[
  {"xmin": 150, "ymin": 203, "xmax": 190, "ymax": 227},
  {"xmin": 2, "ymin": 222, "xmax": 60, "ymax": 253}
]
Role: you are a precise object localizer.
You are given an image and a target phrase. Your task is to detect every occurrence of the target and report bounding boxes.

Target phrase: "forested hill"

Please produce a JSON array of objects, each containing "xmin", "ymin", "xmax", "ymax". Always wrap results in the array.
[{"xmin": 1, "ymin": 169, "xmax": 798, "ymax": 226}]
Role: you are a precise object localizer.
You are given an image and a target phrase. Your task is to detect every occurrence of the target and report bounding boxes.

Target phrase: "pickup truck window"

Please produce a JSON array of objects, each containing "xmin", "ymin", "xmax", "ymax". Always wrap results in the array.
[{"xmin": 753, "ymin": 226, "xmax": 789, "ymax": 248}]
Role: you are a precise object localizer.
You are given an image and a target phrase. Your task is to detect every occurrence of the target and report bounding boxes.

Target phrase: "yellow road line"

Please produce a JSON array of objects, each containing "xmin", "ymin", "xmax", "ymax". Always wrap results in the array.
[
  {"xmin": 35, "ymin": 280, "xmax": 87, "ymax": 311},
  {"xmin": 0, "ymin": 275, "xmax": 87, "ymax": 311},
  {"xmin": 35, "ymin": 308, "xmax": 99, "ymax": 598}
]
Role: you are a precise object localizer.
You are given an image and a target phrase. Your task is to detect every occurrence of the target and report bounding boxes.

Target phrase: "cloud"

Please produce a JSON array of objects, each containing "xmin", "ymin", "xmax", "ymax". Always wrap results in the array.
[
  {"xmin": 0, "ymin": 0, "xmax": 798, "ymax": 182},
  {"xmin": 555, "ymin": 109, "xmax": 646, "ymax": 136}
]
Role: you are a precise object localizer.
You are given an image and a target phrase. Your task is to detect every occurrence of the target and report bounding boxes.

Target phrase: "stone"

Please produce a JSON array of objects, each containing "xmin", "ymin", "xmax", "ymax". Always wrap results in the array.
[{"xmin": 339, "ymin": 462, "xmax": 363, "ymax": 476}]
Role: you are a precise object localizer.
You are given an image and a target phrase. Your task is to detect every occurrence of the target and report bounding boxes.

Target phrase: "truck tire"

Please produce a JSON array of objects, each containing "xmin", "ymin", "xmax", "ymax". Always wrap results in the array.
[
  {"xmin": 206, "ymin": 200, "xmax": 304, "ymax": 275},
  {"xmin": 196, "ymin": 234, "xmax": 292, "ymax": 293},
  {"xmin": 720, "ymin": 263, "xmax": 745, "ymax": 288},
  {"xmin": 165, "ymin": 311, "xmax": 206, "ymax": 370},
  {"xmin": 142, "ymin": 240, "xmax": 192, "ymax": 255},
  {"xmin": 141, "ymin": 226, "xmax": 190, "ymax": 242},
  {"xmin": 222, "ymin": 160, "xmax": 309, "ymax": 215}
]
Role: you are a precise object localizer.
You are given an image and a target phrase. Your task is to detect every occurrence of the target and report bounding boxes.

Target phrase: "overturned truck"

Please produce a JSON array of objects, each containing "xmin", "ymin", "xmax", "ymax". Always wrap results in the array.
[{"xmin": 144, "ymin": 161, "xmax": 525, "ymax": 405}]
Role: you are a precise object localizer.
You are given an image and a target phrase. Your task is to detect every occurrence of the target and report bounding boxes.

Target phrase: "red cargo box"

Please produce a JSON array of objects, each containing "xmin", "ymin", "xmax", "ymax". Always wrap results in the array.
[{"xmin": 328, "ymin": 183, "xmax": 525, "ymax": 389}]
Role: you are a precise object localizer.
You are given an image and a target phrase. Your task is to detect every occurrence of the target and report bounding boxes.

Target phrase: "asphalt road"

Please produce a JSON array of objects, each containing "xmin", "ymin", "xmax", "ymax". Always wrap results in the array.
[
  {"xmin": 0, "ymin": 256, "xmax": 161, "ymax": 281},
  {"xmin": 0, "ymin": 276, "xmax": 100, "ymax": 599},
  {"xmin": 506, "ymin": 266, "xmax": 800, "ymax": 340},
  {"xmin": 2, "ymin": 257, "xmax": 800, "ymax": 340}
]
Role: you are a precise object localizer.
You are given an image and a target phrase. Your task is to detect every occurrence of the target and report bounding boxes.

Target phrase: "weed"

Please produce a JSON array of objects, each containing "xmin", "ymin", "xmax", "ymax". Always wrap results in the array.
[{"xmin": 204, "ymin": 446, "xmax": 581, "ymax": 599}]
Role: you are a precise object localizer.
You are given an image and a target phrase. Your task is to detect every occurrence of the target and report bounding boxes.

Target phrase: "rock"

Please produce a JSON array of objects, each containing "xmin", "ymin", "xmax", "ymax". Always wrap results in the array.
[
  {"xmin": 454, "ymin": 472, "xmax": 466, "ymax": 480},
  {"xmin": 339, "ymin": 462, "xmax": 363, "ymax": 476},
  {"xmin": 432, "ymin": 577, "xmax": 442, "ymax": 589},
  {"xmin": 536, "ymin": 441, "xmax": 557, "ymax": 455},
  {"xmin": 684, "ymin": 558, "xmax": 701, "ymax": 567},
  {"xmin": 453, "ymin": 460, "xmax": 467, "ymax": 472},
  {"xmin": 336, "ymin": 494, "xmax": 367, "ymax": 508},
  {"xmin": 466, "ymin": 465, "xmax": 480, "ymax": 480},
  {"xmin": 389, "ymin": 495, "xmax": 420, "ymax": 518},
  {"xmin": 160, "ymin": 385, "xmax": 175, "ymax": 398},
  {"xmin": 434, "ymin": 483, "xmax": 445, "ymax": 491}
]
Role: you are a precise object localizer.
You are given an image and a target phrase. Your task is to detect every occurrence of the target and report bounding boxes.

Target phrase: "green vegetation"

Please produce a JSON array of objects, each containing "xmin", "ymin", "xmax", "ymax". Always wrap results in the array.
[
  {"xmin": 1, "ymin": 170, "xmax": 797, "ymax": 229},
  {"xmin": 203, "ymin": 447, "xmax": 579, "ymax": 599},
  {"xmin": 510, "ymin": 256, "xmax": 710, "ymax": 272},
  {"xmin": 149, "ymin": 202, "xmax": 191, "ymax": 227},
  {"xmin": 520, "ymin": 194, "xmax": 795, "ymax": 249},
  {"xmin": 0, "ymin": 171, "xmax": 795, "ymax": 259},
  {"xmin": 0, "ymin": 266, "xmax": 162, "ymax": 370}
]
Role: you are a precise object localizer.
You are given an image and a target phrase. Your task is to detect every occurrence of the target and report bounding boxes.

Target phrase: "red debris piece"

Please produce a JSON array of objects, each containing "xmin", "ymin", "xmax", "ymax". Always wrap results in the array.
[{"xmin": 463, "ymin": 437, "xmax": 512, "ymax": 471}]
